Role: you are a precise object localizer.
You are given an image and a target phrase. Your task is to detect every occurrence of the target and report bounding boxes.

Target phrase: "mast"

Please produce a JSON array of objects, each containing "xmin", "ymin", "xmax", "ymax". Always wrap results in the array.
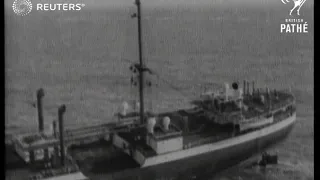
[{"xmin": 134, "ymin": 0, "xmax": 145, "ymax": 124}]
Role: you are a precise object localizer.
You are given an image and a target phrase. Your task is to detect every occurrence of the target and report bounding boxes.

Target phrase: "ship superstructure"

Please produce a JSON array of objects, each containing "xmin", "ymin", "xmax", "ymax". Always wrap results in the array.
[{"xmin": 112, "ymin": 81, "xmax": 295, "ymax": 168}]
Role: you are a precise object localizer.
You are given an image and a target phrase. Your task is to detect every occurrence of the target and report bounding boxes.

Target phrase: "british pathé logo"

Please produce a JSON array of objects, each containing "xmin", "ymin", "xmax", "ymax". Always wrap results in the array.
[
  {"xmin": 12, "ymin": 0, "xmax": 86, "ymax": 16},
  {"xmin": 280, "ymin": 0, "xmax": 308, "ymax": 33},
  {"xmin": 281, "ymin": 0, "xmax": 307, "ymax": 16},
  {"xmin": 12, "ymin": 0, "xmax": 33, "ymax": 16},
  {"xmin": 280, "ymin": 19, "xmax": 308, "ymax": 33}
]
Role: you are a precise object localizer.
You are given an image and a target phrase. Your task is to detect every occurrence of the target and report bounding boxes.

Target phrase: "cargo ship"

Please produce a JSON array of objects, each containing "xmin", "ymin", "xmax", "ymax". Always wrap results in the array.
[{"xmin": 6, "ymin": 0, "xmax": 296, "ymax": 179}]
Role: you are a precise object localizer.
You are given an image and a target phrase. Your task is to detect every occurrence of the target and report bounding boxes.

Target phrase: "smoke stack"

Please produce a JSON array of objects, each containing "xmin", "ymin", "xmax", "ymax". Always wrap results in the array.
[
  {"xmin": 58, "ymin": 105, "xmax": 66, "ymax": 167},
  {"xmin": 36, "ymin": 88, "xmax": 45, "ymax": 132}
]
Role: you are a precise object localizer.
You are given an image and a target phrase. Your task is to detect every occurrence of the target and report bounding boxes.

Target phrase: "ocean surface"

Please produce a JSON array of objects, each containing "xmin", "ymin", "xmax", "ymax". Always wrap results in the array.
[{"xmin": 5, "ymin": 2, "xmax": 313, "ymax": 180}]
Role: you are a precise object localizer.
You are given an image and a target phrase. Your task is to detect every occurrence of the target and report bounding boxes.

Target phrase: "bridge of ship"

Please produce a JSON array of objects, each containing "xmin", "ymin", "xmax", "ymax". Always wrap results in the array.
[{"xmin": 191, "ymin": 89, "xmax": 295, "ymax": 125}]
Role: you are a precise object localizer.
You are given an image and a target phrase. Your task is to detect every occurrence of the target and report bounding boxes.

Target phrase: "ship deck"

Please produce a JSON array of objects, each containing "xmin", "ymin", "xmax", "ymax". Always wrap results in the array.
[{"xmin": 117, "ymin": 90, "xmax": 295, "ymax": 158}]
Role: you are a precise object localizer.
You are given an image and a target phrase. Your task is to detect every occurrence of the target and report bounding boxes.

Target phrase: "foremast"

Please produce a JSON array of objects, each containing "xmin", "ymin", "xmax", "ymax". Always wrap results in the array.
[{"xmin": 132, "ymin": 0, "xmax": 150, "ymax": 124}]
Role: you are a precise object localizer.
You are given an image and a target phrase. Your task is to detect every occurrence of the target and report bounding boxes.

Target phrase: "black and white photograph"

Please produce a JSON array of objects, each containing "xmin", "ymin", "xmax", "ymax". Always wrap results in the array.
[{"xmin": 5, "ymin": 0, "xmax": 314, "ymax": 179}]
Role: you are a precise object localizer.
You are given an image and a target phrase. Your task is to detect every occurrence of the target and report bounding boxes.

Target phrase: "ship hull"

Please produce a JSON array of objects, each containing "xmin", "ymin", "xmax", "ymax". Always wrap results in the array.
[{"xmin": 84, "ymin": 113, "xmax": 296, "ymax": 180}]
